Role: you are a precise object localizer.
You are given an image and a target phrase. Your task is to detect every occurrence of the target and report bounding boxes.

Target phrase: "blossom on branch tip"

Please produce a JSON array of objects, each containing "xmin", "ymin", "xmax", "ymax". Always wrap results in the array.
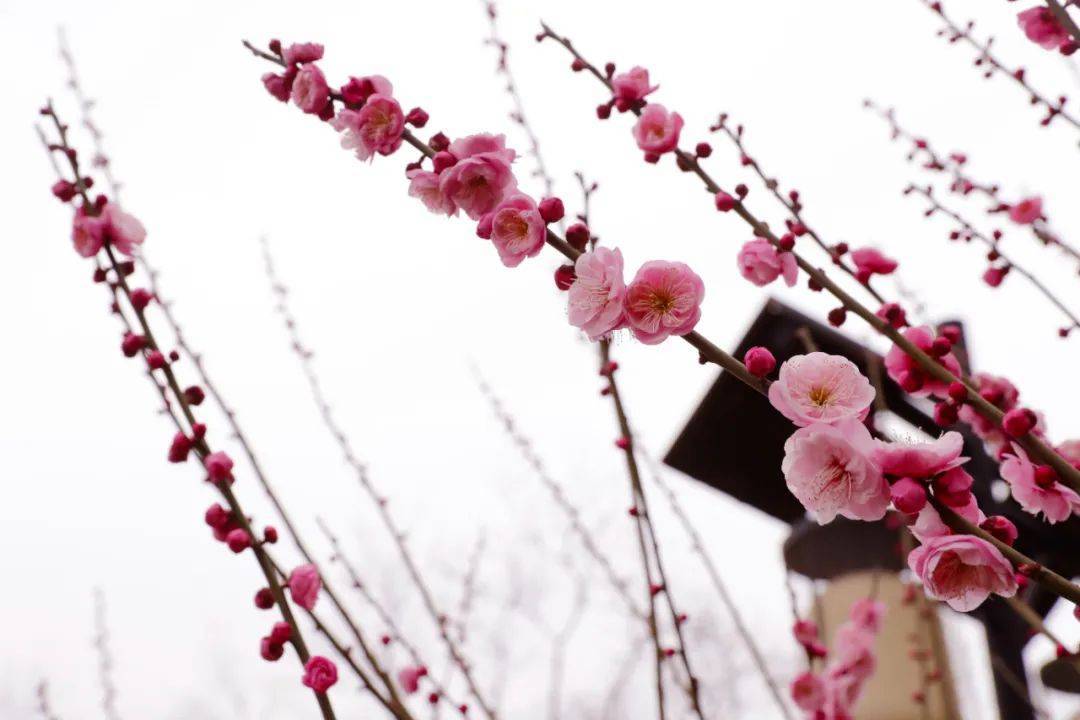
[
  {"xmin": 632, "ymin": 104, "xmax": 683, "ymax": 158},
  {"xmin": 567, "ymin": 247, "xmax": 627, "ymax": 340},
  {"xmin": 737, "ymin": 238, "xmax": 797, "ymax": 287},
  {"xmin": 1017, "ymin": 9, "xmax": 1070, "ymax": 51},
  {"xmin": 398, "ymin": 665, "xmax": 427, "ymax": 694},
  {"xmin": 1007, "ymin": 196, "xmax": 1043, "ymax": 224},
  {"xmin": 781, "ymin": 419, "xmax": 889, "ymax": 524},
  {"xmin": 283, "ymin": 42, "xmax": 324, "ymax": 66},
  {"xmin": 623, "ymin": 260, "xmax": 704, "ymax": 344},
  {"xmin": 767, "ymin": 352, "xmax": 875, "ymax": 427},
  {"xmin": 907, "ymin": 534, "xmax": 1017, "ymax": 611}
]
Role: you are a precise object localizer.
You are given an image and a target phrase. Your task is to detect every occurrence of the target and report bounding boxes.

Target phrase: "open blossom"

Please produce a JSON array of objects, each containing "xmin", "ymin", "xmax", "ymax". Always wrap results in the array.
[
  {"xmin": 768, "ymin": 352, "xmax": 875, "ymax": 427},
  {"xmin": 1059, "ymin": 439, "xmax": 1080, "ymax": 468},
  {"xmin": 850, "ymin": 247, "xmax": 897, "ymax": 279},
  {"xmin": 331, "ymin": 94, "xmax": 404, "ymax": 161},
  {"xmin": 910, "ymin": 493, "xmax": 984, "ymax": 543},
  {"xmin": 301, "ymin": 656, "xmax": 338, "ymax": 693},
  {"xmin": 72, "ymin": 212, "xmax": 106, "ymax": 257},
  {"xmin": 438, "ymin": 134, "xmax": 517, "ymax": 220},
  {"xmin": 1017, "ymin": 9, "xmax": 1070, "ymax": 51},
  {"xmin": 737, "ymin": 238, "xmax": 797, "ymax": 287},
  {"xmin": 291, "ymin": 63, "xmax": 330, "ymax": 114},
  {"xmin": 872, "ymin": 431, "xmax": 964, "ymax": 478},
  {"xmin": 283, "ymin": 42, "xmax": 324, "ymax": 65},
  {"xmin": 485, "ymin": 193, "xmax": 546, "ymax": 267},
  {"xmin": 288, "ymin": 564, "xmax": 321, "ymax": 610},
  {"xmin": 781, "ymin": 419, "xmax": 889, "ymax": 524},
  {"xmin": 568, "ymin": 247, "xmax": 627, "ymax": 340},
  {"xmin": 101, "ymin": 203, "xmax": 147, "ymax": 256},
  {"xmin": 262, "ymin": 72, "xmax": 292, "ymax": 102},
  {"xmin": 790, "ymin": 672, "xmax": 825, "ymax": 712},
  {"xmin": 848, "ymin": 598, "xmax": 885, "ymax": 633},
  {"xmin": 407, "ymin": 169, "xmax": 456, "ymax": 216},
  {"xmin": 632, "ymin": 103, "xmax": 683, "ymax": 157},
  {"xmin": 623, "ymin": 260, "xmax": 704, "ymax": 344},
  {"xmin": 908, "ymin": 534, "xmax": 1017, "ymax": 611},
  {"xmin": 611, "ymin": 66, "xmax": 657, "ymax": 110},
  {"xmin": 1008, "ymin": 195, "xmax": 1043, "ymax": 224},
  {"xmin": 884, "ymin": 326, "xmax": 961, "ymax": 398},
  {"xmin": 1001, "ymin": 445, "xmax": 1080, "ymax": 523}
]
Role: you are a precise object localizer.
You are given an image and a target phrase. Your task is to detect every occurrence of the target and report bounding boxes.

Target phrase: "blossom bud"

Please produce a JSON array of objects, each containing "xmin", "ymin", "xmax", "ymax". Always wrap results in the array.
[
  {"xmin": 615, "ymin": 437, "xmax": 630, "ymax": 450},
  {"xmin": 827, "ymin": 307, "xmax": 846, "ymax": 327},
  {"xmin": 933, "ymin": 401, "xmax": 958, "ymax": 427},
  {"xmin": 121, "ymin": 333, "xmax": 146, "ymax": 358},
  {"xmin": 695, "ymin": 142, "xmax": 712, "ymax": 158},
  {"xmin": 778, "ymin": 233, "xmax": 795, "ymax": 252},
  {"xmin": 191, "ymin": 423, "xmax": 207, "ymax": 440},
  {"xmin": 51, "ymin": 180, "xmax": 77, "ymax": 202},
  {"xmin": 429, "ymin": 132, "xmax": 450, "ymax": 152},
  {"xmin": 432, "ymin": 151, "xmax": 456, "ymax": 174},
  {"xmin": 947, "ymin": 382, "xmax": 968, "ymax": 403},
  {"xmin": 1001, "ymin": 407, "xmax": 1036, "ymax": 437},
  {"xmin": 714, "ymin": 191, "xmax": 736, "ymax": 212},
  {"xmin": 226, "ymin": 528, "xmax": 252, "ymax": 554},
  {"xmin": 743, "ymin": 346, "xmax": 776, "ymax": 378},
  {"xmin": 183, "ymin": 386, "xmax": 206, "ymax": 406},
  {"xmin": 167, "ymin": 432, "xmax": 193, "ymax": 463},
  {"xmin": 146, "ymin": 350, "xmax": 167, "ymax": 370},
  {"xmin": 554, "ymin": 264, "xmax": 576, "ymax": 290},
  {"xmin": 898, "ymin": 369, "xmax": 925, "ymax": 393},
  {"xmin": 890, "ymin": 478, "xmax": 927, "ymax": 514},
  {"xmin": 1034, "ymin": 465, "xmax": 1058, "ymax": 489},
  {"xmin": 565, "ymin": 223, "xmax": 590, "ymax": 252},
  {"xmin": 269, "ymin": 621, "xmax": 292, "ymax": 645},
  {"xmin": 130, "ymin": 288, "xmax": 153, "ymax": 310},
  {"xmin": 538, "ymin": 197, "xmax": 565, "ymax": 224},
  {"xmin": 205, "ymin": 451, "xmax": 235, "ymax": 485},
  {"xmin": 263, "ymin": 526, "xmax": 279, "ymax": 544},
  {"xmin": 260, "ymin": 637, "xmax": 284, "ymax": 661},
  {"xmin": 204, "ymin": 503, "xmax": 230, "ymax": 529},
  {"xmin": 405, "ymin": 107, "xmax": 429, "ymax": 127},
  {"xmin": 980, "ymin": 516, "xmax": 1018, "ymax": 546},
  {"xmin": 254, "ymin": 587, "xmax": 275, "ymax": 610}
]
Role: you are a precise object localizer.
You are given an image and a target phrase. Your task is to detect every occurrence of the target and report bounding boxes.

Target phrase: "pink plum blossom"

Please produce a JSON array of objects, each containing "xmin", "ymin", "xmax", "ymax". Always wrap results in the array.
[
  {"xmin": 340, "ymin": 75, "xmax": 393, "ymax": 105},
  {"xmin": 331, "ymin": 94, "xmax": 405, "ymax": 161},
  {"xmin": 407, "ymin": 169, "xmax": 457, "ymax": 216},
  {"xmin": 291, "ymin": 63, "xmax": 330, "ymax": 114},
  {"xmin": 884, "ymin": 326, "xmax": 962, "ymax": 398},
  {"xmin": 301, "ymin": 656, "xmax": 338, "ymax": 693},
  {"xmin": 623, "ymin": 260, "xmax": 704, "ymax": 344},
  {"xmin": 1008, "ymin": 196, "xmax": 1044, "ymax": 224},
  {"xmin": 1001, "ymin": 445, "xmax": 1080, "ymax": 523},
  {"xmin": 72, "ymin": 212, "xmax": 106, "ymax": 257},
  {"xmin": 397, "ymin": 665, "xmax": 426, "ymax": 694},
  {"xmin": 908, "ymin": 534, "xmax": 1017, "ymax": 611},
  {"xmin": 283, "ymin": 42, "xmax": 324, "ymax": 65},
  {"xmin": 1059, "ymin": 439, "xmax": 1080, "ymax": 468},
  {"xmin": 781, "ymin": 419, "xmax": 889, "ymax": 524},
  {"xmin": 768, "ymin": 352, "xmax": 876, "ymax": 427},
  {"xmin": 910, "ymin": 493, "xmax": 985, "ymax": 543},
  {"xmin": 262, "ymin": 72, "xmax": 291, "ymax": 102},
  {"xmin": 568, "ymin": 247, "xmax": 627, "ymax": 340},
  {"xmin": 737, "ymin": 238, "xmax": 798, "ymax": 287},
  {"xmin": 611, "ymin": 66, "xmax": 658, "ymax": 110},
  {"xmin": 438, "ymin": 134, "xmax": 517, "ymax": 220},
  {"xmin": 790, "ymin": 672, "xmax": 825, "ymax": 712},
  {"xmin": 848, "ymin": 598, "xmax": 885, "ymax": 633},
  {"xmin": 100, "ymin": 203, "xmax": 147, "ymax": 256},
  {"xmin": 632, "ymin": 104, "xmax": 683, "ymax": 157},
  {"xmin": 850, "ymin": 247, "xmax": 897, "ymax": 277},
  {"xmin": 288, "ymin": 564, "xmax": 321, "ymax": 611},
  {"xmin": 873, "ymin": 431, "xmax": 965, "ymax": 478},
  {"xmin": 486, "ymin": 193, "xmax": 547, "ymax": 268},
  {"xmin": 1017, "ymin": 9, "xmax": 1070, "ymax": 51}
]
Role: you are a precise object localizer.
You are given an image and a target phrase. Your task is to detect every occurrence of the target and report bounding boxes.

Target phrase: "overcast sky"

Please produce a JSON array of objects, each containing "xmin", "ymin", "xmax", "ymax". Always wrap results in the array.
[{"xmin": 4, "ymin": 0, "xmax": 1080, "ymax": 717}]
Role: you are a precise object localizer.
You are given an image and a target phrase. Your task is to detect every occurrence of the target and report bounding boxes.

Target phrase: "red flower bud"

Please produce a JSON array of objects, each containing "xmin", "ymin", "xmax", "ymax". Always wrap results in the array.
[
  {"xmin": 714, "ymin": 191, "xmax": 736, "ymax": 212},
  {"xmin": 554, "ymin": 264, "xmax": 576, "ymax": 291},
  {"xmin": 167, "ymin": 432, "xmax": 193, "ymax": 463},
  {"xmin": 226, "ymin": 528, "xmax": 252, "ymax": 554},
  {"xmin": 565, "ymin": 223, "xmax": 590, "ymax": 252},
  {"xmin": 1001, "ymin": 407, "xmax": 1036, "ymax": 438},
  {"xmin": 254, "ymin": 587, "xmax": 275, "ymax": 610},
  {"xmin": 743, "ymin": 346, "xmax": 776, "ymax": 378},
  {"xmin": 538, "ymin": 197, "xmax": 565, "ymax": 224}
]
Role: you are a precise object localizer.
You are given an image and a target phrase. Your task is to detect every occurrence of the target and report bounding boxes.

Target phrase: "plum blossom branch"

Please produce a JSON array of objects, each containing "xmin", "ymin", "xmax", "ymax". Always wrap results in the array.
[
  {"xmin": 533, "ymin": 21, "xmax": 1080, "ymax": 495},
  {"xmin": 92, "ymin": 589, "xmax": 122, "ymax": 720},
  {"xmin": 41, "ymin": 105, "xmax": 338, "ymax": 720},
  {"xmin": 261, "ymin": 237, "xmax": 493, "ymax": 719},
  {"xmin": 917, "ymin": 0, "xmax": 1080, "ymax": 134},
  {"xmin": 473, "ymin": 370, "xmax": 646, "ymax": 621},
  {"xmin": 905, "ymin": 183, "xmax": 1080, "ymax": 334}
]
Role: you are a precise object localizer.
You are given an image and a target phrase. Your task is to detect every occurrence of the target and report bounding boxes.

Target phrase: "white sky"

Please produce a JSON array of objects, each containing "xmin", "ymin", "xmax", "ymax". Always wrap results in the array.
[{"xmin": 3, "ymin": 0, "xmax": 1080, "ymax": 717}]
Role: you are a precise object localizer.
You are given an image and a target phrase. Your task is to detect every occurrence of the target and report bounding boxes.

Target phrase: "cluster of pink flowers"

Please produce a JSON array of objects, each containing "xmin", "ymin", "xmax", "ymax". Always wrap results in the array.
[
  {"xmin": 770, "ymin": 351, "xmax": 1021, "ymax": 611},
  {"xmin": 1017, "ymin": 7, "xmax": 1076, "ymax": 54},
  {"xmin": 789, "ymin": 598, "xmax": 885, "ymax": 718},
  {"xmin": 261, "ymin": 43, "xmax": 706, "ymax": 343}
]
